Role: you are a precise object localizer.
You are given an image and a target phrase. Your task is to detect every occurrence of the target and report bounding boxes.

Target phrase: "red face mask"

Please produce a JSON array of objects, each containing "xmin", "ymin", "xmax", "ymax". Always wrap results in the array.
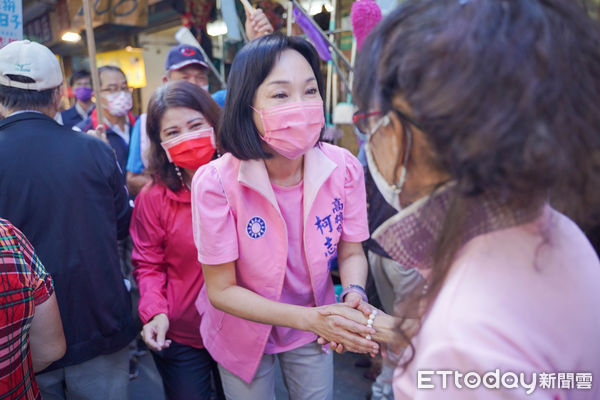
[{"xmin": 161, "ymin": 128, "xmax": 216, "ymax": 170}]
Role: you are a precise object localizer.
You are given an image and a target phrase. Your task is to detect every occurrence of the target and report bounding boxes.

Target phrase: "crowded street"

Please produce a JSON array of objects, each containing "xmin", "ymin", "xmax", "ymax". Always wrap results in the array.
[{"xmin": 1, "ymin": 0, "xmax": 600, "ymax": 399}]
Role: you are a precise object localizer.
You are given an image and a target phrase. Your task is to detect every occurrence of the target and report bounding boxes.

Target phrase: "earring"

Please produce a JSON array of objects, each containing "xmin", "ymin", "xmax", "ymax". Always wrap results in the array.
[{"xmin": 173, "ymin": 164, "xmax": 186, "ymax": 189}]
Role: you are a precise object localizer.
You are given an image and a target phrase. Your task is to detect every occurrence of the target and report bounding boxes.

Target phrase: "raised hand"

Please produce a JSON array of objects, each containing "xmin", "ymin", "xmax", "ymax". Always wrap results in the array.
[
  {"xmin": 85, "ymin": 124, "xmax": 108, "ymax": 144},
  {"xmin": 245, "ymin": 8, "xmax": 274, "ymax": 41}
]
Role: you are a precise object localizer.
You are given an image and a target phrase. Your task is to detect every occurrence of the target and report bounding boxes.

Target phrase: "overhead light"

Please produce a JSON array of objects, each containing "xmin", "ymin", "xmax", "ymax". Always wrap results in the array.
[
  {"xmin": 61, "ymin": 31, "xmax": 81, "ymax": 42},
  {"xmin": 207, "ymin": 20, "xmax": 228, "ymax": 37}
]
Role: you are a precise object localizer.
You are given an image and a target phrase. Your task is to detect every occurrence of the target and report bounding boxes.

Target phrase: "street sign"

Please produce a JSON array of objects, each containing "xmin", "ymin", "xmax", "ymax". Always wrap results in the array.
[{"xmin": 0, "ymin": 0, "xmax": 22, "ymax": 48}]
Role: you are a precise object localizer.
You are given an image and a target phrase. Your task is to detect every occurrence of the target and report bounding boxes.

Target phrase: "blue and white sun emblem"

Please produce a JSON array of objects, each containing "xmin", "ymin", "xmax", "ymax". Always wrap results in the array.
[{"xmin": 246, "ymin": 216, "xmax": 267, "ymax": 239}]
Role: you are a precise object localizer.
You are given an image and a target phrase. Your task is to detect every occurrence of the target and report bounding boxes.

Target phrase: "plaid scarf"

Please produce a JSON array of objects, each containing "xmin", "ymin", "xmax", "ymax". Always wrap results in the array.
[{"xmin": 372, "ymin": 184, "xmax": 540, "ymax": 274}]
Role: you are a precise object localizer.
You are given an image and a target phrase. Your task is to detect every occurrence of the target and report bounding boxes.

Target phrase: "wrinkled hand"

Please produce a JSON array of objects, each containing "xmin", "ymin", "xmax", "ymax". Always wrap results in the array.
[
  {"xmin": 311, "ymin": 297, "xmax": 379, "ymax": 355},
  {"xmin": 141, "ymin": 313, "xmax": 172, "ymax": 352},
  {"xmin": 317, "ymin": 291, "xmax": 365, "ymax": 354},
  {"xmin": 359, "ymin": 302, "xmax": 417, "ymax": 350},
  {"xmin": 357, "ymin": 301, "xmax": 380, "ymax": 318},
  {"xmin": 316, "ymin": 297, "xmax": 379, "ymax": 356},
  {"xmin": 86, "ymin": 124, "xmax": 108, "ymax": 144},
  {"xmin": 245, "ymin": 8, "xmax": 274, "ymax": 41}
]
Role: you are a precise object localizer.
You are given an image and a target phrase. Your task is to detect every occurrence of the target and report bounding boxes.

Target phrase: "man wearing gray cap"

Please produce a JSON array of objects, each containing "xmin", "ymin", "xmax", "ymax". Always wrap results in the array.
[{"xmin": 0, "ymin": 40, "xmax": 136, "ymax": 399}]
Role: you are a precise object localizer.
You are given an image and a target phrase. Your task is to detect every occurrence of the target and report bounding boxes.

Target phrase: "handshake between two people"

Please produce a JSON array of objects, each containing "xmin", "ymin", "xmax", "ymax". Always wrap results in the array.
[
  {"xmin": 141, "ymin": 292, "xmax": 419, "ymax": 356},
  {"xmin": 311, "ymin": 293, "xmax": 411, "ymax": 357}
]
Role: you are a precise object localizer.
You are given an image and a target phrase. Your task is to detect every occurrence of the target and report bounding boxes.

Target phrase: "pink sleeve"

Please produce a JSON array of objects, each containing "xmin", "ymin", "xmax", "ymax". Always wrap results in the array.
[
  {"xmin": 130, "ymin": 185, "xmax": 169, "ymax": 324},
  {"xmin": 191, "ymin": 164, "xmax": 239, "ymax": 265},
  {"xmin": 340, "ymin": 150, "xmax": 370, "ymax": 243}
]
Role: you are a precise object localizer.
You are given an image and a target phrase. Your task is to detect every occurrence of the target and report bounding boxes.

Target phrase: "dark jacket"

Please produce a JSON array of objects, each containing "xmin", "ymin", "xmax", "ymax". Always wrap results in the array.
[
  {"xmin": 0, "ymin": 112, "xmax": 136, "ymax": 370},
  {"xmin": 60, "ymin": 104, "xmax": 93, "ymax": 129},
  {"xmin": 364, "ymin": 166, "xmax": 397, "ymax": 258},
  {"xmin": 76, "ymin": 109, "xmax": 137, "ymax": 175}
]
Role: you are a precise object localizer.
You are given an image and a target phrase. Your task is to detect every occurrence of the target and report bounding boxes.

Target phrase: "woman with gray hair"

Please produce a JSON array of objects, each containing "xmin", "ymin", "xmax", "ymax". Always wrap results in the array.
[{"xmin": 325, "ymin": 0, "xmax": 600, "ymax": 398}]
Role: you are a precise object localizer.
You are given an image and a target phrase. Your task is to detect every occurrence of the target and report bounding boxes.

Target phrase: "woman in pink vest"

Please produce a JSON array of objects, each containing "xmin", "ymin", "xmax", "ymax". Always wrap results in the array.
[
  {"xmin": 325, "ymin": 0, "xmax": 600, "ymax": 399},
  {"xmin": 130, "ymin": 81, "xmax": 225, "ymax": 399},
  {"xmin": 191, "ymin": 34, "xmax": 378, "ymax": 399}
]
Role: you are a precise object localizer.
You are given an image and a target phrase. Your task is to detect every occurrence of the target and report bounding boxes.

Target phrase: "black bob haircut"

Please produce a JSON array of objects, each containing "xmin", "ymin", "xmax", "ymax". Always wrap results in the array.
[
  {"xmin": 219, "ymin": 33, "xmax": 325, "ymax": 160},
  {"xmin": 69, "ymin": 70, "xmax": 91, "ymax": 87}
]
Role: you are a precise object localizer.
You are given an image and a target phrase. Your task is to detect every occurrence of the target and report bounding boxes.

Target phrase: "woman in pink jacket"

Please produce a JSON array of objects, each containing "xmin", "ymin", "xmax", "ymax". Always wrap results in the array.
[
  {"xmin": 130, "ymin": 80, "xmax": 224, "ymax": 399},
  {"xmin": 325, "ymin": 0, "xmax": 600, "ymax": 399},
  {"xmin": 191, "ymin": 34, "xmax": 378, "ymax": 399}
]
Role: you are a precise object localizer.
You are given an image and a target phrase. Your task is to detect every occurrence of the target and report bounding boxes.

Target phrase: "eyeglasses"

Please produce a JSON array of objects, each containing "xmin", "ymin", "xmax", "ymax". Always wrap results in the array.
[
  {"xmin": 353, "ymin": 109, "xmax": 421, "ymax": 138},
  {"xmin": 100, "ymin": 85, "xmax": 133, "ymax": 94},
  {"xmin": 354, "ymin": 108, "xmax": 418, "ymax": 193},
  {"xmin": 353, "ymin": 111, "xmax": 383, "ymax": 137}
]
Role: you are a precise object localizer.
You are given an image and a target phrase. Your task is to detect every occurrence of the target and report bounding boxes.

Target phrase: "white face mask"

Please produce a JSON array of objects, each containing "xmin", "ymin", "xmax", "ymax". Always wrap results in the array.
[
  {"xmin": 104, "ymin": 91, "xmax": 132, "ymax": 117},
  {"xmin": 365, "ymin": 141, "xmax": 403, "ymax": 211},
  {"xmin": 201, "ymin": 84, "xmax": 209, "ymax": 92},
  {"xmin": 363, "ymin": 114, "xmax": 411, "ymax": 211}
]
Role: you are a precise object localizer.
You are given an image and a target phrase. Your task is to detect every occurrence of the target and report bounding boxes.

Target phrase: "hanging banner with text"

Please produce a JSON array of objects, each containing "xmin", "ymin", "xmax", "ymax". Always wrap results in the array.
[
  {"xmin": 0, "ymin": 0, "xmax": 22, "ymax": 48},
  {"xmin": 67, "ymin": 0, "xmax": 148, "ymax": 30}
]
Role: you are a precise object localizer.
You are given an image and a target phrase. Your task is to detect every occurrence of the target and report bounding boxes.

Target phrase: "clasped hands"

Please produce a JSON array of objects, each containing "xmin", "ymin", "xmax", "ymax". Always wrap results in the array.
[{"xmin": 310, "ymin": 293, "xmax": 389, "ymax": 357}]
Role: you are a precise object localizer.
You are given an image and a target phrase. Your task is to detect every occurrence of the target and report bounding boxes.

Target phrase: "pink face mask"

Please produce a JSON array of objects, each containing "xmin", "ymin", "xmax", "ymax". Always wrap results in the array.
[{"xmin": 253, "ymin": 100, "xmax": 325, "ymax": 159}]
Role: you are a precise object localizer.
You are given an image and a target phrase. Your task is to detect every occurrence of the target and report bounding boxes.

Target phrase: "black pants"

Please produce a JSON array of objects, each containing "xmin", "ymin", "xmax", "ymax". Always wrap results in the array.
[{"xmin": 151, "ymin": 340, "xmax": 225, "ymax": 400}]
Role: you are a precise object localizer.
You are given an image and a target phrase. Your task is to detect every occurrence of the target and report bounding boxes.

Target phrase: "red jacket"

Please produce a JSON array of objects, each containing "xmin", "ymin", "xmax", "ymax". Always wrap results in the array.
[{"xmin": 131, "ymin": 182, "xmax": 204, "ymax": 348}]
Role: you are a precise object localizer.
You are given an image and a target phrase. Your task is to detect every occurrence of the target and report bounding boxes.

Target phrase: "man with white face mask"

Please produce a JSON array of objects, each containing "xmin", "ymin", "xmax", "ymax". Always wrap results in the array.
[
  {"xmin": 75, "ymin": 66, "xmax": 139, "ymax": 381},
  {"xmin": 75, "ymin": 65, "xmax": 136, "ymax": 176}
]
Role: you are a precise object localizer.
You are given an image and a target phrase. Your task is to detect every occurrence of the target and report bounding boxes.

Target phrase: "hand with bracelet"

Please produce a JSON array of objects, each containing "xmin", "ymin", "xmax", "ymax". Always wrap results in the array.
[
  {"xmin": 316, "ymin": 284, "xmax": 376, "ymax": 356},
  {"xmin": 317, "ymin": 286, "xmax": 416, "ymax": 355},
  {"xmin": 310, "ymin": 241, "xmax": 383, "ymax": 355}
]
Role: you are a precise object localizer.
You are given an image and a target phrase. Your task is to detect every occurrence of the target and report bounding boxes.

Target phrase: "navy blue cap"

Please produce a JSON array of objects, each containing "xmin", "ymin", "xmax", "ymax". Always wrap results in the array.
[{"xmin": 165, "ymin": 44, "xmax": 209, "ymax": 72}]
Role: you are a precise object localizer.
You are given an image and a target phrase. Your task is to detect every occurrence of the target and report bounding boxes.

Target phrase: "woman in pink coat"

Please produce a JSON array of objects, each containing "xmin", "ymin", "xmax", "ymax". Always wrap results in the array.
[
  {"xmin": 130, "ymin": 80, "xmax": 224, "ymax": 399},
  {"xmin": 191, "ymin": 34, "xmax": 378, "ymax": 399}
]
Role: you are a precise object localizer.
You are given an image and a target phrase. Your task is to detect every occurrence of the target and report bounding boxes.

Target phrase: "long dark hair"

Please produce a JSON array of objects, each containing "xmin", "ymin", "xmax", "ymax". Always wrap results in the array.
[
  {"xmin": 146, "ymin": 80, "xmax": 221, "ymax": 192},
  {"xmin": 354, "ymin": 0, "xmax": 600, "ymax": 367},
  {"xmin": 219, "ymin": 33, "xmax": 325, "ymax": 160}
]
